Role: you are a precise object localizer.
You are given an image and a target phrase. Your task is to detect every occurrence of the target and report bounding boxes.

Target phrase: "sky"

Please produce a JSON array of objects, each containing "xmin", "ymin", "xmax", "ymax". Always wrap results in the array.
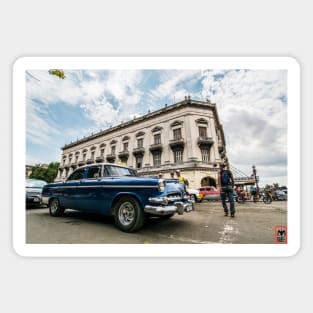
[{"xmin": 26, "ymin": 69, "xmax": 287, "ymax": 187}]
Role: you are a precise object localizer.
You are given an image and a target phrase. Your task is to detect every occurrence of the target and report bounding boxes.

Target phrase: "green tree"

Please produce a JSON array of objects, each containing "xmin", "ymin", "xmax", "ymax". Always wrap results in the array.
[
  {"xmin": 273, "ymin": 183, "xmax": 279, "ymax": 190},
  {"xmin": 48, "ymin": 69, "xmax": 66, "ymax": 79},
  {"xmin": 29, "ymin": 162, "xmax": 59, "ymax": 183}
]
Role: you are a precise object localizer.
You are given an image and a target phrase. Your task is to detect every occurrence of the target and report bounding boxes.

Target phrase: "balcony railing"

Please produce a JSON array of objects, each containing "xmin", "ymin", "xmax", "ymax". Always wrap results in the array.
[
  {"xmin": 118, "ymin": 150, "xmax": 130, "ymax": 158},
  {"xmin": 96, "ymin": 156, "xmax": 105, "ymax": 163},
  {"xmin": 70, "ymin": 162, "xmax": 77, "ymax": 169},
  {"xmin": 106, "ymin": 154, "xmax": 116, "ymax": 161},
  {"xmin": 169, "ymin": 138, "xmax": 185, "ymax": 149},
  {"xmin": 149, "ymin": 143, "xmax": 163, "ymax": 152},
  {"xmin": 132, "ymin": 147, "xmax": 145, "ymax": 155},
  {"xmin": 197, "ymin": 136, "xmax": 214, "ymax": 147}
]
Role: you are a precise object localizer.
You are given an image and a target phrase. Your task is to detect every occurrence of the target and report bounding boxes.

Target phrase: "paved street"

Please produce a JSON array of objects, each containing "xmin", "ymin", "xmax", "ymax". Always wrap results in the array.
[{"xmin": 26, "ymin": 200, "xmax": 287, "ymax": 244}]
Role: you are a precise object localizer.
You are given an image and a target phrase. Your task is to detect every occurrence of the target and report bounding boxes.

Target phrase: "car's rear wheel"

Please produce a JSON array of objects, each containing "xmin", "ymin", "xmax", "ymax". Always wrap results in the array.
[
  {"xmin": 113, "ymin": 196, "xmax": 145, "ymax": 232},
  {"xmin": 49, "ymin": 198, "xmax": 65, "ymax": 217}
]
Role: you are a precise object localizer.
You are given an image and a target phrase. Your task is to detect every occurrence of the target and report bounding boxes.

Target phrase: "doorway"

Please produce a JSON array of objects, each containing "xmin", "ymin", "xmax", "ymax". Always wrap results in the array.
[{"xmin": 201, "ymin": 176, "xmax": 216, "ymax": 187}]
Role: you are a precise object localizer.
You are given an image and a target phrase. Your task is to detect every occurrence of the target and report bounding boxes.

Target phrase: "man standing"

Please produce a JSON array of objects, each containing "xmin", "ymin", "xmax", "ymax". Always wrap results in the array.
[
  {"xmin": 218, "ymin": 163, "xmax": 235, "ymax": 217},
  {"xmin": 175, "ymin": 170, "xmax": 189, "ymax": 187}
]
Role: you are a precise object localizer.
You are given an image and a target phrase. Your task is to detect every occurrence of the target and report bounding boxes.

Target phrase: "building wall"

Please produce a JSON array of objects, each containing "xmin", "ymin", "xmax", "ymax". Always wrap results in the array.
[{"xmin": 57, "ymin": 99, "xmax": 227, "ymax": 189}]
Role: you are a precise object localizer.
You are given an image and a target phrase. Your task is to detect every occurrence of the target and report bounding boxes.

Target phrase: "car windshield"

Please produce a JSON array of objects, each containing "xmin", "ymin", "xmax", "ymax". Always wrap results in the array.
[
  {"xmin": 26, "ymin": 179, "xmax": 47, "ymax": 188},
  {"xmin": 106, "ymin": 165, "xmax": 138, "ymax": 177}
]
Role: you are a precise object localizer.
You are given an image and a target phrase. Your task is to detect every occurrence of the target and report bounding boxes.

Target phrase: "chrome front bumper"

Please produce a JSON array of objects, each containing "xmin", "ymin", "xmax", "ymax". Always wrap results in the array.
[{"xmin": 144, "ymin": 200, "xmax": 194, "ymax": 216}]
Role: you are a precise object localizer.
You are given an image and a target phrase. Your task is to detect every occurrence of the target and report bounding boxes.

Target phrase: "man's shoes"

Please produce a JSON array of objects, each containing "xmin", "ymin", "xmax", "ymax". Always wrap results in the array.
[
  {"xmin": 231, "ymin": 214, "xmax": 235, "ymax": 218},
  {"xmin": 224, "ymin": 213, "xmax": 229, "ymax": 216}
]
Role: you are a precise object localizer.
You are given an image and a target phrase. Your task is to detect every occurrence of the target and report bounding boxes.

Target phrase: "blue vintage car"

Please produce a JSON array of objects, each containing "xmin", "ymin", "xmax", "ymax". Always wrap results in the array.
[{"xmin": 42, "ymin": 163, "xmax": 194, "ymax": 232}]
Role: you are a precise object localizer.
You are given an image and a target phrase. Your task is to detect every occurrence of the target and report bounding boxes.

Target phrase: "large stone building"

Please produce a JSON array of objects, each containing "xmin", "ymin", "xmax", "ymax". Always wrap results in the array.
[{"xmin": 56, "ymin": 97, "xmax": 228, "ymax": 188}]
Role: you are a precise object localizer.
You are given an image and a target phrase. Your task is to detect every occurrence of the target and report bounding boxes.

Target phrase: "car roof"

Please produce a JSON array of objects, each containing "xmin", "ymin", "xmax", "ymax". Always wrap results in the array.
[{"xmin": 75, "ymin": 163, "xmax": 134, "ymax": 170}]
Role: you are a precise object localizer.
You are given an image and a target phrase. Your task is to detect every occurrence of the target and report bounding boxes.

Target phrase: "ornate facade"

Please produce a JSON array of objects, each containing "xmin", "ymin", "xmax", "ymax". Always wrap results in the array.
[{"xmin": 56, "ymin": 97, "xmax": 228, "ymax": 188}]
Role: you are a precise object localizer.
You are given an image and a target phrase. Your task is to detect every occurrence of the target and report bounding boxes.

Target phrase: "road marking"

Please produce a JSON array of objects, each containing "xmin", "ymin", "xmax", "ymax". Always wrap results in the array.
[
  {"xmin": 218, "ymin": 219, "xmax": 239, "ymax": 244},
  {"xmin": 145, "ymin": 233, "xmax": 217, "ymax": 244}
]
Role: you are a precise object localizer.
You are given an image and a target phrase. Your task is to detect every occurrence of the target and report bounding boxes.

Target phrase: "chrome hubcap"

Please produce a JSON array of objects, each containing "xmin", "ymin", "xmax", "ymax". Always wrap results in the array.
[
  {"xmin": 51, "ymin": 200, "xmax": 58, "ymax": 213},
  {"xmin": 118, "ymin": 202, "xmax": 135, "ymax": 226}
]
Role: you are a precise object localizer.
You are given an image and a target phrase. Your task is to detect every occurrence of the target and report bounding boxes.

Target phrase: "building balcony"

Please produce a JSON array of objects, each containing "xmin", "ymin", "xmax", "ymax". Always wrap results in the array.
[
  {"xmin": 132, "ymin": 147, "xmax": 145, "ymax": 155},
  {"xmin": 86, "ymin": 158, "xmax": 94, "ymax": 164},
  {"xmin": 219, "ymin": 149, "xmax": 226, "ymax": 158},
  {"xmin": 197, "ymin": 136, "xmax": 214, "ymax": 147},
  {"xmin": 118, "ymin": 150, "xmax": 130, "ymax": 158},
  {"xmin": 96, "ymin": 156, "xmax": 105, "ymax": 163},
  {"xmin": 106, "ymin": 154, "xmax": 116, "ymax": 162},
  {"xmin": 149, "ymin": 143, "xmax": 163, "ymax": 152},
  {"xmin": 169, "ymin": 138, "xmax": 185, "ymax": 149},
  {"xmin": 63, "ymin": 164, "xmax": 70, "ymax": 169},
  {"xmin": 78, "ymin": 160, "xmax": 86, "ymax": 166}
]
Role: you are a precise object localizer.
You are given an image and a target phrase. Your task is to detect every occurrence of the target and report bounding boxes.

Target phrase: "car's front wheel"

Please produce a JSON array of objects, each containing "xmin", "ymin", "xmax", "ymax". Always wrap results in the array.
[
  {"xmin": 190, "ymin": 194, "xmax": 197, "ymax": 202},
  {"xmin": 49, "ymin": 198, "xmax": 65, "ymax": 217},
  {"xmin": 113, "ymin": 196, "xmax": 145, "ymax": 232}
]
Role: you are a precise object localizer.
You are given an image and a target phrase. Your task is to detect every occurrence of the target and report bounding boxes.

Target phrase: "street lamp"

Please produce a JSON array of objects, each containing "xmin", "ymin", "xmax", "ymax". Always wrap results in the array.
[{"xmin": 252, "ymin": 165, "xmax": 259, "ymax": 190}]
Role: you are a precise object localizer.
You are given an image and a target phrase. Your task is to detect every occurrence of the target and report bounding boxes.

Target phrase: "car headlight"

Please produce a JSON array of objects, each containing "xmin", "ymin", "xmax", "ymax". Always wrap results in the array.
[{"xmin": 158, "ymin": 180, "xmax": 165, "ymax": 193}]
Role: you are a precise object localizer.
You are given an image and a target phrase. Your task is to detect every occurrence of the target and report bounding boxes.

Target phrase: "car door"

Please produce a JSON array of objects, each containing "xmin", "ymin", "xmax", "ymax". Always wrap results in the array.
[
  {"xmin": 77, "ymin": 165, "xmax": 106, "ymax": 212},
  {"xmin": 62, "ymin": 167, "xmax": 86, "ymax": 209}
]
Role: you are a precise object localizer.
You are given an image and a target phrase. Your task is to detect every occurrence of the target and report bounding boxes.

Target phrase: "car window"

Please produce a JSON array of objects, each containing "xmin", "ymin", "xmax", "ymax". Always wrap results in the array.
[
  {"xmin": 86, "ymin": 166, "xmax": 102, "ymax": 179},
  {"xmin": 105, "ymin": 165, "xmax": 138, "ymax": 177},
  {"xmin": 67, "ymin": 168, "xmax": 85, "ymax": 181}
]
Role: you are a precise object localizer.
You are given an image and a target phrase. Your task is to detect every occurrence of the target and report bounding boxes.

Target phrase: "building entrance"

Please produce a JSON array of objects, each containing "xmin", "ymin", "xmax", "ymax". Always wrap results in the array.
[{"xmin": 201, "ymin": 176, "xmax": 216, "ymax": 187}]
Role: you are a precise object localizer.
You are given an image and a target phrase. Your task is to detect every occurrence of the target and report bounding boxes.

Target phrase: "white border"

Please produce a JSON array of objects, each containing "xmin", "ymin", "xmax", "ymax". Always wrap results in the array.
[{"xmin": 13, "ymin": 57, "xmax": 300, "ymax": 257}]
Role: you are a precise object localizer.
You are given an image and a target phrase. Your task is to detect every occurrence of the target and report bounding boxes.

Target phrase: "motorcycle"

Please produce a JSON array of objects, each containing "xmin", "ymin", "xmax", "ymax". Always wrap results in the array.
[
  {"xmin": 236, "ymin": 190, "xmax": 249, "ymax": 203},
  {"xmin": 262, "ymin": 191, "xmax": 273, "ymax": 204},
  {"xmin": 253, "ymin": 191, "xmax": 272, "ymax": 204}
]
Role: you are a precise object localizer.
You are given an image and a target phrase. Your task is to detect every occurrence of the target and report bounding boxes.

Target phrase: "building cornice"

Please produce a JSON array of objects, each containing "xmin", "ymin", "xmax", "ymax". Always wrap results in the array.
[{"xmin": 62, "ymin": 99, "xmax": 225, "ymax": 150}]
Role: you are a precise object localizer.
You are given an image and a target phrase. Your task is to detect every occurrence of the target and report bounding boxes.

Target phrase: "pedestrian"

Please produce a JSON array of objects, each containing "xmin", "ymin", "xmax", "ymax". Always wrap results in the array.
[
  {"xmin": 175, "ymin": 170, "xmax": 189, "ymax": 186},
  {"xmin": 218, "ymin": 163, "xmax": 235, "ymax": 217},
  {"xmin": 158, "ymin": 172, "xmax": 163, "ymax": 179},
  {"xmin": 170, "ymin": 171, "xmax": 175, "ymax": 178},
  {"xmin": 175, "ymin": 169, "xmax": 189, "ymax": 192}
]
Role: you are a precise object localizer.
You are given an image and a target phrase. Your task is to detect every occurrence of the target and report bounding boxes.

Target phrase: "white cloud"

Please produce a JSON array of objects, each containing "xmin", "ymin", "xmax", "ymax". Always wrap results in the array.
[
  {"xmin": 26, "ymin": 99, "xmax": 61, "ymax": 146},
  {"xmin": 81, "ymin": 100, "xmax": 119, "ymax": 128},
  {"xmin": 26, "ymin": 68, "xmax": 288, "ymax": 187},
  {"xmin": 106, "ymin": 70, "xmax": 143, "ymax": 105},
  {"xmin": 201, "ymin": 70, "xmax": 287, "ymax": 185},
  {"xmin": 27, "ymin": 70, "xmax": 85, "ymax": 106},
  {"xmin": 147, "ymin": 70, "xmax": 201, "ymax": 105},
  {"xmin": 79, "ymin": 70, "xmax": 145, "ymax": 127}
]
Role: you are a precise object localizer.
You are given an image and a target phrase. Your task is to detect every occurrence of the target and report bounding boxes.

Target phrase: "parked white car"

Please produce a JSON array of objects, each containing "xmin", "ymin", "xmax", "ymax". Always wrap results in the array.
[
  {"xmin": 274, "ymin": 190, "xmax": 287, "ymax": 201},
  {"xmin": 187, "ymin": 189, "xmax": 204, "ymax": 202}
]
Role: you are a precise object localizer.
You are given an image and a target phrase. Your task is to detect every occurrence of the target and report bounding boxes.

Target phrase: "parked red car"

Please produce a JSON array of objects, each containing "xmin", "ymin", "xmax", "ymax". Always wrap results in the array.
[{"xmin": 198, "ymin": 186, "xmax": 221, "ymax": 201}]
